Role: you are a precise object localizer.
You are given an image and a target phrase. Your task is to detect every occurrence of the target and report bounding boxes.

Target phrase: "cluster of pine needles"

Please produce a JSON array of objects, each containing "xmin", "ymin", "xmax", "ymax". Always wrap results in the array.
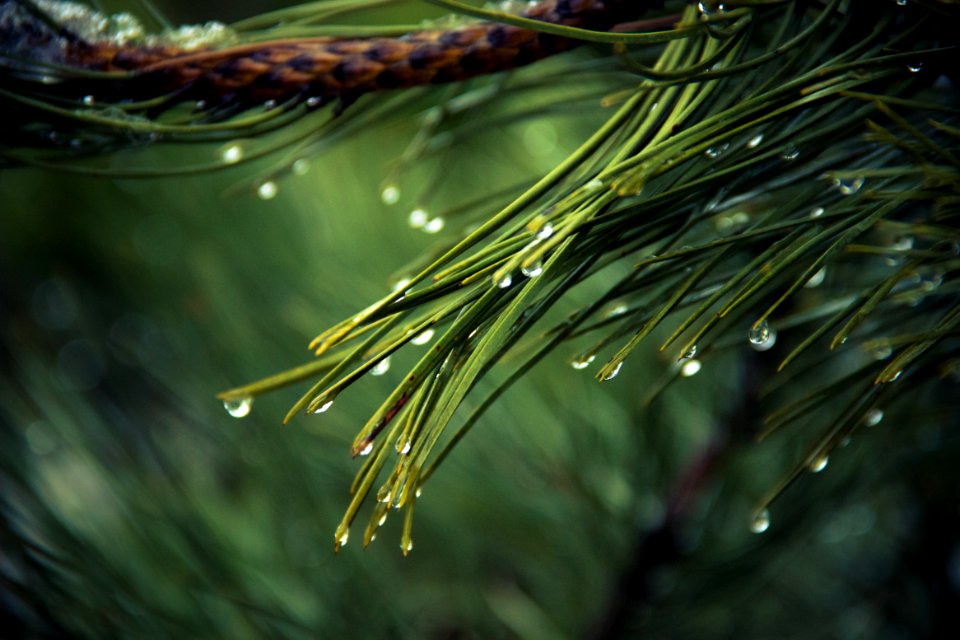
[{"xmin": 3, "ymin": 0, "xmax": 959, "ymax": 553}]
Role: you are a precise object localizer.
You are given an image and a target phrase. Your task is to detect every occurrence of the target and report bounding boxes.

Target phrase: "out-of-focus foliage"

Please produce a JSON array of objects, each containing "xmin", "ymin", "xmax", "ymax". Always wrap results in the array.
[{"xmin": 2, "ymin": 1, "xmax": 960, "ymax": 638}]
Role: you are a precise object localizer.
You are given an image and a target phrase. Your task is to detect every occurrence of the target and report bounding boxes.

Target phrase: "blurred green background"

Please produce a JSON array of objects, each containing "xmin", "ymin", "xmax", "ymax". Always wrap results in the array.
[{"xmin": 2, "ymin": 1, "xmax": 960, "ymax": 638}]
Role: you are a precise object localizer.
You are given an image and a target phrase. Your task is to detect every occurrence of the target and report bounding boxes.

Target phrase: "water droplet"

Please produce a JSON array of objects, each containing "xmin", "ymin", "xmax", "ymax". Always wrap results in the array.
[
  {"xmin": 411, "ymin": 328, "xmax": 435, "ymax": 345},
  {"xmin": 682, "ymin": 344, "xmax": 698, "ymax": 360},
  {"xmin": 805, "ymin": 267, "xmax": 827, "ymax": 288},
  {"xmin": 313, "ymin": 399, "xmax": 334, "ymax": 414},
  {"xmin": 359, "ymin": 442, "xmax": 374, "ymax": 456},
  {"xmin": 698, "ymin": 1, "xmax": 727, "ymax": 17},
  {"xmin": 751, "ymin": 326, "xmax": 778, "ymax": 351},
  {"xmin": 305, "ymin": 96, "xmax": 323, "ymax": 109},
  {"xmin": 263, "ymin": 99, "xmax": 278, "ymax": 111},
  {"xmin": 336, "ymin": 526, "xmax": 349, "ymax": 547},
  {"xmin": 681, "ymin": 359, "xmax": 702, "ymax": 377},
  {"xmin": 401, "ymin": 539, "xmax": 414, "ymax": 555},
  {"xmin": 220, "ymin": 143, "xmax": 243, "ymax": 164},
  {"xmin": 602, "ymin": 361, "xmax": 623, "ymax": 381},
  {"xmin": 780, "ymin": 144, "xmax": 799, "ymax": 161},
  {"xmin": 870, "ymin": 342, "xmax": 893, "ymax": 360},
  {"xmin": 747, "ymin": 133, "xmax": 764, "ymax": 148},
  {"xmin": 891, "ymin": 235, "xmax": 914, "ymax": 252},
  {"xmin": 195, "ymin": 99, "xmax": 207, "ymax": 110},
  {"xmin": 423, "ymin": 217, "xmax": 445, "ymax": 234},
  {"xmin": 907, "ymin": 62, "xmax": 922, "ymax": 73},
  {"xmin": 705, "ymin": 142, "xmax": 730, "ymax": 159},
  {"xmin": 535, "ymin": 223, "xmax": 554, "ymax": 240},
  {"xmin": 371, "ymin": 357, "xmax": 391, "ymax": 376},
  {"xmin": 407, "ymin": 208, "xmax": 428, "ymax": 228},
  {"xmin": 521, "ymin": 260, "xmax": 543, "ymax": 278},
  {"xmin": 809, "ymin": 206, "xmax": 825, "ymax": 219},
  {"xmin": 223, "ymin": 396, "xmax": 252, "ymax": 418},
  {"xmin": 748, "ymin": 321, "xmax": 770, "ymax": 345},
  {"xmin": 750, "ymin": 510, "xmax": 770, "ymax": 534},
  {"xmin": 81, "ymin": 95, "xmax": 95, "ymax": 106},
  {"xmin": 292, "ymin": 158, "xmax": 310, "ymax": 176},
  {"xmin": 864, "ymin": 408, "xmax": 884, "ymax": 427},
  {"xmin": 585, "ymin": 178, "xmax": 604, "ymax": 191},
  {"xmin": 921, "ymin": 271, "xmax": 943, "ymax": 292},
  {"xmin": 887, "ymin": 369, "xmax": 903, "ymax": 382},
  {"xmin": 808, "ymin": 455, "xmax": 829, "ymax": 473},
  {"xmin": 571, "ymin": 353, "xmax": 596, "ymax": 370},
  {"xmin": 415, "ymin": 487, "xmax": 422, "ymax": 498},
  {"xmin": 495, "ymin": 272, "xmax": 513, "ymax": 288},
  {"xmin": 603, "ymin": 302, "xmax": 629, "ymax": 318},
  {"xmin": 378, "ymin": 513, "xmax": 388, "ymax": 526},
  {"xmin": 381, "ymin": 184, "xmax": 401, "ymax": 205},
  {"xmin": 896, "ymin": 0, "xmax": 907, "ymax": 5},
  {"xmin": 398, "ymin": 440, "xmax": 412, "ymax": 455},
  {"xmin": 377, "ymin": 486, "xmax": 392, "ymax": 503},
  {"xmin": 832, "ymin": 176, "xmax": 864, "ymax": 195},
  {"xmin": 256, "ymin": 180, "xmax": 278, "ymax": 200}
]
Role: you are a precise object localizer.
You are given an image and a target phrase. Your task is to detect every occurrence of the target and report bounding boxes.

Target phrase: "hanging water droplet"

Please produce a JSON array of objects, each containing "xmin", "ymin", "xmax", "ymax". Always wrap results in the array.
[
  {"xmin": 336, "ymin": 526, "xmax": 349, "ymax": 547},
  {"xmin": 887, "ymin": 369, "xmax": 903, "ymax": 382},
  {"xmin": 870, "ymin": 341, "xmax": 893, "ymax": 360},
  {"xmin": 571, "ymin": 353, "xmax": 596, "ymax": 370},
  {"xmin": 411, "ymin": 328, "xmax": 435, "ymax": 345},
  {"xmin": 681, "ymin": 359, "xmax": 702, "ymax": 377},
  {"xmin": 705, "ymin": 142, "xmax": 730, "ymax": 159},
  {"xmin": 921, "ymin": 271, "xmax": 943, "ymax": 292},
  {"xmin": 747, "ymin": 133, "xmax": 764, "ymax": 148},
  {"xmin": 750, "ymin": 510, "xmax": 770, "ymax": 534},
  {"xmin": 805, "ymin": 267, "xmax": 827, "ymax": 288},
  {"xmin": 891, "ymin": 235, "xmax": 914, "ymax": 252},
  {"xmin": 377, "ymin": 485, "xmax": 392, "ymax": 503},
  {"xmin": 378, "ymin": 513, "xmax": 388, "ymax": 526},
  {"xmin": 535, "ymin": 223, "xmax": 554, "ymax": 240},
  {"xmin": 292, "ymin": 158, "xmax": 310, "ymax": 176},
  {"xmin": 603, "ymin": 302, "xmax": 629, "ymax": 318},
  {"xmin": 423, "ymin": 217, "xmax": 445, "ymax": 234},
  {"xmin": 381, "ymin": 184, "xmax": 401, "ymax": 205},
  {"xmin": 401, "ymin": 539, "xmax": 414, "ymax": 555},
  {"xmin": 832, "ymin": 176, "xmax": 864, "ymax": 195},
  {"xmin": 81, "ymin": 95, "xmax": 95, "ymax": 107},
  {"xmin": 682, "ymin": 344, "xmax": 698, "ymax": 360},
  {"xmin": 256, "ymin": 180, "xmax": 278, "ymax": 200},
  {"xmin": 415, "ymin": 487, "xmax": 422, "ymax": 498},
  {"xmin": 780, "ymin": 144, "xmax": 799, "ymax": 161},
  {"xmin": 223, "ymin": 396, "xmax": 252, "ymax": 418},
  {"xmin": 407, "ymin": 208, "xmax": 428, "ymax": 228},
  {"xmin": 398, "ymin": 440, "xmax": 412, "ymax": 455},
  {"xmin": 371, "ymin": 357, "xmax": 391, "ymax": 376},
  {"xmin": 809, "ymin": 206, "xmax": 825, "ymax": 219},
  {"xmin": 313, "ymin": 399, "xmax": 334, "ymax": 414},
  {"xmin": 748, "ymin": 320, "xmax": 770, "ymax": 345},
  {"xmin": 752, "ymin": 327, "xmax": 778, "ymax": 351},
  {"xmin": 495, "ymin": 272, "xmax": 513, "ymax": 288},
  {"xmin": 220, "ymin": 143, "xmax": 243, "ymax": 164},
  {"xmin": 359, "ymin": 442, "xmax": 374, "ymax": 456},
  {"xmin": 601, "ymin": 361, "xmax": 623, "ymax": 381},
  {"xmin": 808, "ymin": 455, "xmax": 829, "ymax": 473},
  {"xmin": 907, "ymin": 62, "xmax": 922, "ymax": 73},
  {"xmin": 864, "ymin": 408, "xmax": 884, "ymax": 427},
  {"xmin": 521, "ymin": 260, "xmax": 543, "ymax": 278}
]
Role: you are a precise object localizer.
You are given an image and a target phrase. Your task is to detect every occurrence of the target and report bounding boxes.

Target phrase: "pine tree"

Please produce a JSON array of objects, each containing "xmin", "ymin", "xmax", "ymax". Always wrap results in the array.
[{"xmin": 1, "ymin": 0, "xmax": 959, "ymax": 637}]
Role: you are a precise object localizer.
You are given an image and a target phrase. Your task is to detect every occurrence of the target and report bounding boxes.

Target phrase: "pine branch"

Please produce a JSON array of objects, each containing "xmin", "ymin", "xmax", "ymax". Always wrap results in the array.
[{"xmin": 3, "ymin": 0, "xmax": 959, "ymax": 554}]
